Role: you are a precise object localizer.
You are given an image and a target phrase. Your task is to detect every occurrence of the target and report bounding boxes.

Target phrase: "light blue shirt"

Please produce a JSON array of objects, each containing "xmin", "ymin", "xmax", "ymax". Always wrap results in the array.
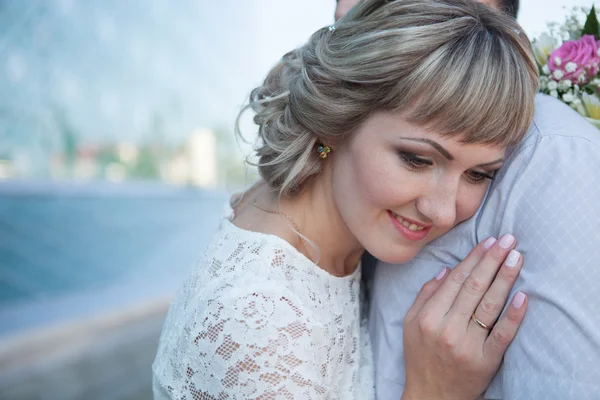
[{"xmin": 369, "ymin": 94, "xmax": 600, "ymax": 400}]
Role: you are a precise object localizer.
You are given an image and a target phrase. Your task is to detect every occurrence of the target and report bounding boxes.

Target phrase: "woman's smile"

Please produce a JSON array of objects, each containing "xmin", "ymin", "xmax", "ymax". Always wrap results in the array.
[{"xmin": 387, "ymin": 210, "xmax": 432, "ymax": 241}]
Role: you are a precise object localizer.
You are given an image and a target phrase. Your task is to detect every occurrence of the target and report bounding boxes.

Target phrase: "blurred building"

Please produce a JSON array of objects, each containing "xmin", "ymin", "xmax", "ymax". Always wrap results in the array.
[
  {"xmin": 162, "ymin": 128, "xmax": 217, "ymax": 187},
  {"xmin": 0, "ymin": 158, "xmax": 13, "ymax": 180},
  {"xmin": 188, "ymin": 129, "xmax": 217, "ymax": 187}
]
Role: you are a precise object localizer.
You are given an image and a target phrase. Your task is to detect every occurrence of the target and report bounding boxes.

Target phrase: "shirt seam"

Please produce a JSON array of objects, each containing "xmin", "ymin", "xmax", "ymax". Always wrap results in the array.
[{"xmin": 531, "ymin": 118, "xmax": 600, "ymax": 144}]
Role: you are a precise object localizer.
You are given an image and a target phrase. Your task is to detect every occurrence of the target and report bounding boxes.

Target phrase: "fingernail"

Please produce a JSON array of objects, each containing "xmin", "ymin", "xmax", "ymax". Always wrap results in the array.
[
  {"xmin": 505, "ymin": 249, "xmax": 521, "ymax": 268},
  {"xmin": 482, "ymin": 237, "xmax": 497, "ymax": 250},
  {"xmin": 499, "ymin": 234, "xmax": 515, "ymax": 249},
  {"xmin": 512, "ymin": 291, "xmax": 526, "ymax": 308},
  {"xmin": 435, "ymin": 267, "xmax": 448, "ymax": 280}
]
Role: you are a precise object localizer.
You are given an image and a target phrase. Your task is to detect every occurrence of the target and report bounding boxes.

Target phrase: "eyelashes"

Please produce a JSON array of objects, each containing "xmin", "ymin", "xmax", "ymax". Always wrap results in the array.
[
  {"xmin": 398, "ymin": 152, "xmax": 432, "ymax": 169},
  {"xmin": 397, "ymin": 151, "xmax": 497, "ymax": 185},
  {"xmin": 466, "ymin": 170, "xmax": 496, "ymax": 184}
]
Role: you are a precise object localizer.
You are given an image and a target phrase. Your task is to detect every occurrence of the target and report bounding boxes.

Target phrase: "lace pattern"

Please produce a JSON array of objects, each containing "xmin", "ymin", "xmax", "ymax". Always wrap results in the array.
[{"xmin": 152, "ymin": 202, "xmax": 374, "ymax": 399}]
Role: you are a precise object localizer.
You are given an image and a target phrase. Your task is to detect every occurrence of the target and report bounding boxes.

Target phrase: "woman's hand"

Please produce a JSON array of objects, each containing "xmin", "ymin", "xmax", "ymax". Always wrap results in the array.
[{"xmin": 401, "ymin": 234, "xmax": 526, "ymax": 400}]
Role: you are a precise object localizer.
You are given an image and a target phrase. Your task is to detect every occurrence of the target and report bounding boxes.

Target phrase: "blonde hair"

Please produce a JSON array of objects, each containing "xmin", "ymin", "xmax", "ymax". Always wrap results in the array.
[{"xmin": 237, "ymin": 0, "xmax": 539, "ymax": 197}]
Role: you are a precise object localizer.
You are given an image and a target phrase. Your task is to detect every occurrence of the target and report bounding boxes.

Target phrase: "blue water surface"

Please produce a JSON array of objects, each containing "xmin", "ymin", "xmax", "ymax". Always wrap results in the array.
[{"xmin": 0, "ymin": 181, "xmax": 228, "ymax": 335}]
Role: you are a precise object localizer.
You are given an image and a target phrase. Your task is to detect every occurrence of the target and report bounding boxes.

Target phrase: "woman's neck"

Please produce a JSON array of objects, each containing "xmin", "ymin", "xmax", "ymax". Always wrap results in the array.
[{"xmin": 259, "ymin": 175, "xmax": 364, "ymax": 277}]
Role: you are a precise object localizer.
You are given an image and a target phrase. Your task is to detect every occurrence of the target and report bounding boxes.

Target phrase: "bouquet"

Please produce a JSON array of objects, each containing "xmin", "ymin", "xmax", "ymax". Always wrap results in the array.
[{"xmin": 534, "ymin": 6, "xmax": 600, "ymax": 128}]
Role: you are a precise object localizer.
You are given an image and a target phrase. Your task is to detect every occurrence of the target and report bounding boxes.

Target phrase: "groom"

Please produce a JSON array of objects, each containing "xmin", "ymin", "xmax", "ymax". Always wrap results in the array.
[{"xmin": 335, "ymin": 0, "xmax": 600, "ymax": 399}]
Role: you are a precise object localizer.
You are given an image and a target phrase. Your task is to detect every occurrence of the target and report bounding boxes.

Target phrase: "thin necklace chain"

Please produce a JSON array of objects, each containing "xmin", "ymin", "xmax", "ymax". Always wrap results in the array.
[{"xmin": 251, "ymin": 200, "xmax": 311, "ymax": 259}]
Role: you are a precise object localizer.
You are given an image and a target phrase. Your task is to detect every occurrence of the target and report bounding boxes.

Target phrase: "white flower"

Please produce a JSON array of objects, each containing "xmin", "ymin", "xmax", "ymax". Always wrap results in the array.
[
  {"xmin": 533, "ymin": 33, "xmax": 558, "ymax": 66},
  {"xmin": 565, "ymin": 62, "xmax": 578, "ymax": 73},
  {"xmin": 542, "ymin": 64, "xmax": 551, "ymax": 75},
  {"xmin": 558, "ymin": 79, "xmax": 572, "ymax": 90},
  {"xmin": 562, "ymin": 92, "xmax": 574, "ymax": 102},
  {"xmin": 542, "ymin": 65, "xmax": 551, "ymax": 75},
  {"xmin": 572, "ymin": 97, "xmax": 587, "ymax": 116},
  {"xmin": 553, "ymin": 69, "xmax": 564, "ymax": 80},
  {"xmin": 547, "ymin": 81, "xmax": 558, "ymax": 90},
  {"xmin": 554, "ymin": 57, "xmax": 562, "ymax": 66},
  {"xmin": 550, "ymin": 90, "xmax": 559, "ymax": 98},
  {"xmin": 582, "ymin": 92, "xmax": 600, "ymax": 119}
]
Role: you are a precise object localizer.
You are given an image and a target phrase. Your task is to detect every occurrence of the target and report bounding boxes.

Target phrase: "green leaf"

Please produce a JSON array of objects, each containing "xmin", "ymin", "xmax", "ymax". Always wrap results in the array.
[{"xmin": 581, "ymin": 5, "xmax": 600, "ymax": 39}]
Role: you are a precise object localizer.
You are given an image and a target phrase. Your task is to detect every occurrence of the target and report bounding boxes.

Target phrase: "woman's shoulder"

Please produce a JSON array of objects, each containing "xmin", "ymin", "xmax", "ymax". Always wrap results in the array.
[
  {"xmin": 165, "ymin": 239, "xmax": 329, "ymax": 347},
  {"xmin": 200, "ymin": 192, "xmax": 323, "ymax": 289},
  {"xmin": 180, "ymin": 218, "xmax": 319, "ymax": 307},
  {"xmin": 192, "ymin": 194, "xmax": 362, "ymax": 316},
  {"xmin": 202, "ymin": 215, "xmax": 311, "ymax": 282}
]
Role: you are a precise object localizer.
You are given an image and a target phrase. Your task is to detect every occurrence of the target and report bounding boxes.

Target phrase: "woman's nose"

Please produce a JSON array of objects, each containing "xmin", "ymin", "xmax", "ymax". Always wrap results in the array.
[{"xmin": 416, "ymin": 186, "xmax": 458, "ymax": 229}]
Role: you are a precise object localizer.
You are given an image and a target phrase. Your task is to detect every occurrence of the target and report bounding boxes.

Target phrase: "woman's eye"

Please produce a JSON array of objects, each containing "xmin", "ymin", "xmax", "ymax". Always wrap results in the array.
[
  {"xmin": 399, "ymin": 152, "xmax": 433, "ymax": 170},
  {"xmin": 466, "ymin": 170, "xmax": 495, "ymax": 184}
]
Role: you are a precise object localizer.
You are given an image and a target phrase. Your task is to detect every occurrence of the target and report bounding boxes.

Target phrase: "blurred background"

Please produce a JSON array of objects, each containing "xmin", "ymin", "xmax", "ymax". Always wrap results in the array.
[{"xmin": 0, "ymin": 0, "xmax": 593, "ymax": 399}]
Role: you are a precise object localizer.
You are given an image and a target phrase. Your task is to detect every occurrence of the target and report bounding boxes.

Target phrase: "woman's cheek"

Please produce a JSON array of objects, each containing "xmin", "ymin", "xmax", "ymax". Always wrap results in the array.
[
  {"xmin": 355, "ymin": 155, "xmax": 397, "ymax": 203},
  {"xmin": 455, "ymin": 185, "xmax": 488, "ymax": 223},
  {"xmin": 370, "ymin": 178, "xmax": 409, "ymax": 214}
]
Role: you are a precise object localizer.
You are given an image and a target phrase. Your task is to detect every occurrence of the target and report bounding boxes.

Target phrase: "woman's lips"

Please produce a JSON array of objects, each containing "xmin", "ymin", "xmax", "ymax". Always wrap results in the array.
[{"xmin": 387, "ymin": 210, "xmax": 432, "ymax": 241}]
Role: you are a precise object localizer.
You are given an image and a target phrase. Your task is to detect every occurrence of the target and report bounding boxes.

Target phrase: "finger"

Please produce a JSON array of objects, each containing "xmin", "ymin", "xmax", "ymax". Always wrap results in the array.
[
  {"xmin": 469, "ymin": 249, "xmax": 523, "ymax": 334},
  {"xmin": 483, "ymin": 291, "xmax": 528, "ymax": 363},
  {"xmin": 405, "ymin": 267, "xmax": 448, "ymax": 323},
  {"xmin": 420, "ymin": 237, "xmax": 496, "ymax": 318},
  {"xmin": 446, "ymin": 234, "xmax": 517, "ymax": 322}
]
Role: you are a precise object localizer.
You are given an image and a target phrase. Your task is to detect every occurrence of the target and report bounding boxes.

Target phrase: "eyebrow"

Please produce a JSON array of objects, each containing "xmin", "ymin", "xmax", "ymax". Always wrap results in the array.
[
  {"xmin": 475, "ymin": 158, "xmax": 504, "ymax": 168},
  {"xmin": 399, "ymin": 137, "xmax": 454, "ymax": 160}
]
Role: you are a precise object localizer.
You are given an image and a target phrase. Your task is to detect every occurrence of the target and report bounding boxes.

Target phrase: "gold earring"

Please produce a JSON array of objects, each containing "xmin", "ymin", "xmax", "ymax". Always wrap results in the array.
[{"xmin": 317, "ymin": 143, "xmax": 331, "ymax": 159}]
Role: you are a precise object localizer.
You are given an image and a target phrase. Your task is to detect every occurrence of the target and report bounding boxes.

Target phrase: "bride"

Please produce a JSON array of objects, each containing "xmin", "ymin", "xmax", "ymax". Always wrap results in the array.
[{"xmin": 153, "ymin": 0, "xmax": 538, "ymax": 398}]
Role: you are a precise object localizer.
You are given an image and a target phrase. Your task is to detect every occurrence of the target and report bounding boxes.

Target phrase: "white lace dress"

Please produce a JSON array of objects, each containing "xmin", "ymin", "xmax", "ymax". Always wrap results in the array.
[{"xmin": 152, "ymin": 201, "xmax": 374, "ymax": 399}]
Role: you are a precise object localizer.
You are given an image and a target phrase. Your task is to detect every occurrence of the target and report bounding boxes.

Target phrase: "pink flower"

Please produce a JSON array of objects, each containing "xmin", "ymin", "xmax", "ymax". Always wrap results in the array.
[{"xmin": 548, "ymin": 35, "xmax": 600, "ymax": 83}]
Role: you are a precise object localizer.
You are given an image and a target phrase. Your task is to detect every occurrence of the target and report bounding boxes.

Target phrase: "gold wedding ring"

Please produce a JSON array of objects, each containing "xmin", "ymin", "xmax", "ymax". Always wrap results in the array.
[{"xmin": 471, "ymin": 313, "xmax": 493, "ymax": 330}]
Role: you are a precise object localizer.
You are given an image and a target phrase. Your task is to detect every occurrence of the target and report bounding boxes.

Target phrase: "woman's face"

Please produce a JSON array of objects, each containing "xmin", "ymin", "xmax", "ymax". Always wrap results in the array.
[{"xmin": 330, "ymin": 110, "xmax": 506, "ymax": 264}]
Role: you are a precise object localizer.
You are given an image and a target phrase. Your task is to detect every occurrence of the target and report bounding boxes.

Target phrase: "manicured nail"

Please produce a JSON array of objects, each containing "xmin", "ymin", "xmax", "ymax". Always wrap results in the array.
[
  {"xmin": 512, "ymin": 292, "xmax": 526, "ymax": 308},
  {"xmin": 499, "ymin": 234, "xmax": 515, "ymax": 249},
  {"xmin": 505, "ymin": 249, "xmax": 521, "ymax": 268},
  {"xmin": 435, "ymin": 267, "xmax": 448, "ymax": 280},
  {"xmin": 482, "ymin": 237, "xmax": 497, "ymax": 250}
]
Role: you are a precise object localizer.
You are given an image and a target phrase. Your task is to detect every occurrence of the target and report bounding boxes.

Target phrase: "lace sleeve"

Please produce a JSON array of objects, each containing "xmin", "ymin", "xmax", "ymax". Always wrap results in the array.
[{"xmin": 156, "ymin": 282, "xmax": 332, "ymax": 399}]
